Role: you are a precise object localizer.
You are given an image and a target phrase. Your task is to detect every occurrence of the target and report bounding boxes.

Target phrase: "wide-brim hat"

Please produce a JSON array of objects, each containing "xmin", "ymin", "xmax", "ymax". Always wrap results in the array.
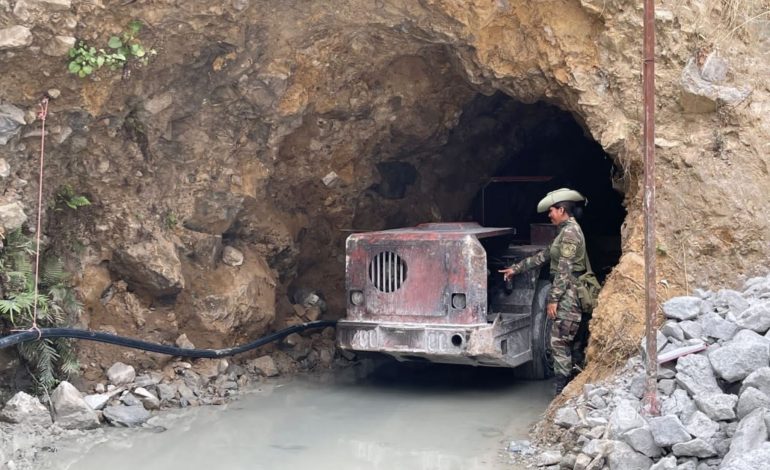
[{"xmin": 536, "ymin": 188, "xmax": 587, "ymax": 213}]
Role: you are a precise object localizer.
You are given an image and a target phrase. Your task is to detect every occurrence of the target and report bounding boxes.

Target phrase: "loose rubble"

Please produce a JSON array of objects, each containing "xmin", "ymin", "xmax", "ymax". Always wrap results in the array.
[{"xmin": 510, "ymin": 272, "xmax": 770, "ymax": 470}]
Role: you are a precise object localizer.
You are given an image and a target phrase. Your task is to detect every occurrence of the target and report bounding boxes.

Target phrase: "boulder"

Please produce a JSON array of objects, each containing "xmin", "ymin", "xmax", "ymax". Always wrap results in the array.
[
  {"xmin": 0, "ymin": 26, "xmax": 32, "ymax": 50},
  {"xmin": 0, "ymin": 391, "xmax": 51, "ymax": 425},
  {"xmin": 0, "ymin": 104, "xmax": 26, "ymax": 145},
  {"xmin": 722, "ymin": 408, "xmax": 768, "ymax": 466},
  {"xmin": 608, "ymin": 400, "xmax": 646, "ymax": 438},
  {"xmin": 694, "ymin": 393, "xmax": 737, "ymax": 421},
  {"xmin": 606, "ymin": 440, "xmax": 652, "ymax": 470},
  {"xmin": 249, "ymin": 355, "xmax": 279, "ymax": 377},
  {"xmin": 713, "ymin": 289, "xmax": 749, "ymax": 316},
  {"xmin": 183, "ymin": 191, "xmax": 244, "ymax": 234},
  {"xmin": 102, "ymin": 404, "xmax": 151, "ymax": 427},
  {"xmin": 107, "ymin": 362, "xmax": 136, "ymax": 385},
  {"xmin": 680, "ymin": 58, "xmax": 750, "ymax": 113},
  {"xmin": 662, "ymin": 389, "xmax": 698, "ymax": 421},
  {"xmin": 675, "ymin": 354, "xmax": 721, "ymax": 397},
  {"xmin": 741, "ymin": 367, "xmax": 770, "ymax": 396},
  {"xmin": 671, "ymin": 438, "xmax": 716, "ymax": 458},
  {"xmin": 662, "ymin": 296, "xmax": 702, "ymax": 321},
  {"xmin": 554, "ymin": 407, "xmax": 581, "ymax": 428},
  {"xmin": 222, "ymin": 246, "xmax": 244, "ymax": 266},
  {"xmin": 709, "ymin": 331, "xmax": 770, "ymax": 382},
  {"xmin": 684, "ymin": 410, "xmax": 719, "ymax": 439},
  {"xmin": 679, "ymin": 320, "xmax": 703, "ymax": 340},
  {"xmin": 734, "ymin": 301, "xmax": 770, "ymax": 334},
  {"xmin": 133, "ymin": 387, "xmax": 160, "ymax": 410},
  {"xmin": 649, "ymin": 455, "xmax": 677, "ymax": 470},
  {"xmin": 737, "ymin": 387, "xmax": 770, "ymax": 419},
  {"xmin": 111, "ymin": 237, "xmax": 184, "ymax": 298},
  {"xmin": 620, "ymin": 426, "xmax": 661, "ymax": 458},
  {"xmin": 699, "ymin": 312, "xmax": 737, "ymax": 340},
  {"xmin": 50, "ymin": 381, "xmax": 100, "ymax": 429},
  {"xmin": 721, "ymin": 442, "xmax": 770, "ymax": 470},
  {"xmin": 0, "ymin": 201, "xmax": 27, "ymax": 233},
  {"xmin": 648, "ymin": 415, "xmax": 691, "ymax": 447}
]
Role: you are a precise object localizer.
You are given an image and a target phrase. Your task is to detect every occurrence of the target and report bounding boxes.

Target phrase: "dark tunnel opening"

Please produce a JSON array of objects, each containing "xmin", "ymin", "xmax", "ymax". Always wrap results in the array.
[{"xmin": 444, "ymin": 92, "xmax": 626, "ymax": 282}]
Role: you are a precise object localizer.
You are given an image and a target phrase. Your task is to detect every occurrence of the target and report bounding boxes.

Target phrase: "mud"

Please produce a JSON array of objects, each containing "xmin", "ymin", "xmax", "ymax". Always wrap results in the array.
[{"xmin": 42, "ymin": 362, "xmax": 551, "ymax": 470}]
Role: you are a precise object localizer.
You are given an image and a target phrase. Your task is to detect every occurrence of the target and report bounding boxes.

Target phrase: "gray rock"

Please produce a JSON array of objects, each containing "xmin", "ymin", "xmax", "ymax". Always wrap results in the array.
[
  {"xmin": 554, "ymin": 406, "xmax": 581, "ymax": 428},
  {"xmin": 42, "ymin": 35, "xmax": 75, "ymax": 56},
  {"xmin": 0, "ymin": 26, "xmax": 32, "ymax": 50},
  {"xmin": 107, "ymin": 362, "xmax": 136, "ymax": 385},
  {"xmin": 536, "ymin": 450, "xmax": 561, "ymax": 466},
  {"xmin": 102, "ymin": 404, "xmax": 150, "ymax": 427},
  {"xmin": 573, "ymin": 453, "xmax": 593, "ymax": 470},
  {"xmin": 507, "ymin": 439, "xmax": 534, "ymax": 455},
  {"xmin": 648, "ymin": 415, "xmax": 692, "ymax": 446},
  {"xmin": 658, "ymin": 379, "xmax": 677, "ymax": 396},
  {"xmin": 621, "ymin": 426, "xmax": 662, "ymax": 458},
  {"xmin": 222, "ymin": 246, "xmax": 244, "ymax": 267},
  {"xmin": 713, "ymin": 289, "xmax": 749, "ymax": 316},
  {"xmin": 721, "ymin": 442, "xmax": 770, "ymax": 470},
  {"xmin": 737, "ymin": 387, "xmax": 770, "ymax": 419},
  {"xmin": 582, "ymin": 439, "xmax": 613, "ymax": 458},
  {"xmin": 722, "ymin": 408, "xmax": 768, "ymax": 465},
  {"xmin": 680, "ymin": 58, "xmax": 751, "ymax": 113},
  {"xmin": 120, "ymin": 393, "xmax": 142, "ymax": 407},
  {"xmin": 675, "ymin": 354, "xmax": 721, "ymax": 397},
  {"xmin": 0, "ymin": 391, "xmax": 51, "ymax": 425},
  {"xmin": 694, "ymin": 393, "xmax": 737, "ymax": 421},
  {"xmin": 157, "ymin": 383, "xmax": 177, "ymax": 402},
  {"xmin": 175, "ymin": 334, "xmax": 195, "ymax": 349},
  {"xmin": 699, "ymin": 312, "xmax": 737, "ymax": 340},
  {"xmin": 679, "ymin": 321, "xmax": 703, "ymax": 340},
  {"xmin": 50, "ymin": 381, "xmax": 100, "ymax": 429},
  {"xmin": 628, "ymin": 372, "xmax": 647, "ymax": 399},
  {"xmin": 700, "ymin": 52, "xmax": 729, "ymax": 83},
  {"xmin": 0, "ymin": 202, "xmax": 27, "ymax": 232},
  {"xmin": 249, "ymin": 355, "xmax": 279, "ymax": 377},
  {"xmin": 663, "ymin": 297, "xmax": 702, "ymax": 321},
  {"xmin": 734, "ymin": 301, "xmax": 770, "ymax": 334},
  {"xmin": 83, "ymin": 390, "xmax": 117, "ymax": 411},
  {"xmin": 677, "ymin": 460, "xmax": 697, "ymax": 470},
  {"xmin": 709, "ymin": 331, "xmax": 769, "ymax": 382},
  {"xmin": 0, "ymin": 158, "xmax": 9, "ymax": 178},
  {"xmin": 742, "ymin": 367, "xmax": 770, "ymax": 396},
  {"xmin": 671, "ymin": 438, "xmax": 716, "ymax": 458},
  {"xmin": 684, "ymin": 410, "xmax": 719, "ymax": 439},
  {"xmin": 662, "ymin": 389, "xmax": 698, "ymax": 421},
  {"xmin": 608, "ymin": 400, "xmax": 646, "ymax": 438},
  {"xmin": 177, "ymin": 383, "xmax": 196, "ymax": 400},
  {"xmin": 606, "ymin": 440, "xmax": 652, "ymax": 470},
  {"xmin": 650, "ymin": 455, "xmax": 677, "ymax": 470},
  {"xmin": 658, "ymin": 365, "xmax": 676, "ymax": 380},
  {"xmin": 661, "ymin": 321, "xmax": 685, "ymax": 342},
  {"xmin": 744, "ymin": 277, "xmax": 770, "ymax": 299}
]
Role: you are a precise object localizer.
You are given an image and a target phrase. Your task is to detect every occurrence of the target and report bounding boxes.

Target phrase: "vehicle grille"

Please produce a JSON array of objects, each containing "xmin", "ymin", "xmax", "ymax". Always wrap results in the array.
[{"xmin": 369, "ymin": 251, "xmax": 407, "ymax": 293}]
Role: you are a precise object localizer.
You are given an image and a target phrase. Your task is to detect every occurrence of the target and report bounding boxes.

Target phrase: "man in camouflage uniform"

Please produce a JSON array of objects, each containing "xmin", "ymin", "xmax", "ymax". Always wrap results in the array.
[{"xmin": 499, "ymin": 188, "xmax": 590, "ymax": 395}]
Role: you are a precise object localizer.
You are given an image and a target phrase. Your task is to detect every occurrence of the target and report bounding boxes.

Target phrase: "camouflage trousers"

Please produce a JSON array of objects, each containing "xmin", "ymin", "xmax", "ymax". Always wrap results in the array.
[{"xmin": 549, "ymin": 284, "xmax": 583, "ymax": 377}]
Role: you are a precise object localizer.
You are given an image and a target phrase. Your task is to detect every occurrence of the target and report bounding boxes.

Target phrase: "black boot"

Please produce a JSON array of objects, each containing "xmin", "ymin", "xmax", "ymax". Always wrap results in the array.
[{"xmin": 553, "ymin": 375, "xmax": 569, "ymax": 396}]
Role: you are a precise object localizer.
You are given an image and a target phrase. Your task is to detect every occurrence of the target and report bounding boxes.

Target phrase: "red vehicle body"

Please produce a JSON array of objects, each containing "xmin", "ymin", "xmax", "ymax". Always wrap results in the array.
[{"xmin": 336, "ymin": 222, "xmax": 555, "ymax": 375}]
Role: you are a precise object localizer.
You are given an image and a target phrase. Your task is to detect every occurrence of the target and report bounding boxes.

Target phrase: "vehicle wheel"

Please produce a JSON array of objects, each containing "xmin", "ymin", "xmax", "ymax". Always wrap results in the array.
[{"xmin": 515, "ymin": 280, "xmax": 554, "ymax": 380}]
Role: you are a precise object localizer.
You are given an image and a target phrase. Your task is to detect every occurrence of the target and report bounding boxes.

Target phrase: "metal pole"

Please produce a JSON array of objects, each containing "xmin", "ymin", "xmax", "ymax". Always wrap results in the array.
[{"xmin": 642, "ymin": 0, "xmax": 659, "ymax": 416}]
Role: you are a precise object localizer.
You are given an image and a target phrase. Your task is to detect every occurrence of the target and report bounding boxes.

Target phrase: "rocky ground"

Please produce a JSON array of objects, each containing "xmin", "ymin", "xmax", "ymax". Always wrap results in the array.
[
  {"xmin": 508, "ymin": 271, "xmax": 770, "ymax": 470},
  {"xmin": 0, "ymin": 327, "xmax": 338, "ymax": 470}
]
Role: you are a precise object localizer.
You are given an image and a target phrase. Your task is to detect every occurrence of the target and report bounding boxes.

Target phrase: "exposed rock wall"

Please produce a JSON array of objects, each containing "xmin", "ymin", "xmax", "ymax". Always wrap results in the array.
[{"xmin": 1, "ymin": 0, "xmax": 768, "ymax": 373}]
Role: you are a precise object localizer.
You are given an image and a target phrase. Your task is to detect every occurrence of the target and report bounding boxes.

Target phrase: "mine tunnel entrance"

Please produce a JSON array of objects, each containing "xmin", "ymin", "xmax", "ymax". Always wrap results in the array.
[{"xmin": 440, "ymin": 92, "xmax": 626, "ymax": 282}]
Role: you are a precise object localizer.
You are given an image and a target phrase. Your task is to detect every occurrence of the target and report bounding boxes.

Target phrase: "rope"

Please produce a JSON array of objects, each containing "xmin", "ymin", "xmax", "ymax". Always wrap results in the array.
[{"xmin": 30, "ymin": 97, "xmax": 49, "ymax": 336}]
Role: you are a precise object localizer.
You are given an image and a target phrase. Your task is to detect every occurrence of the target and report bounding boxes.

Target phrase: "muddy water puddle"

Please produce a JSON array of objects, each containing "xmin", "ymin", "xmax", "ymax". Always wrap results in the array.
[{"xmin": 46, "ymin": 362, "xmax": 552, "ymax": 470}]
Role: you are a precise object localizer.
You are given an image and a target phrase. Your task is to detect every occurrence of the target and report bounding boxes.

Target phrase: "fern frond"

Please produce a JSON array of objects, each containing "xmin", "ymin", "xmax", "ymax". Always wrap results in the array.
[
  {"xmin": 41, "ymin": 258, "xmax": 67, "ymax": 286},
  {"xmin": 5, "ymin": 231, "xmax": 34, "ymax": 256},
  {"xmin": 55, "ymin": 339, "xmax": 80, "ymax": 377},
  {"xmin": 18, "ymin": 339, "xmax": 60, "ymax": 391}
]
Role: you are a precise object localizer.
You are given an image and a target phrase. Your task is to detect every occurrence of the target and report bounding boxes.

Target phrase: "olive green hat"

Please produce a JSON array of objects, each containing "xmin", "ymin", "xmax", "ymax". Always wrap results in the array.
[{"xmin": 536, "ymin": 188, "xmax": 587, "ymax": 213}]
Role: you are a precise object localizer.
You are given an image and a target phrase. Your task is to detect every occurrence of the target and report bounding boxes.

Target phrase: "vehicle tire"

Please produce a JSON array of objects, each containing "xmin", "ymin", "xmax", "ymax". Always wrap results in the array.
[{"xmin": 515, "ymin": 280, "xmax": 554, "ymax": 380}]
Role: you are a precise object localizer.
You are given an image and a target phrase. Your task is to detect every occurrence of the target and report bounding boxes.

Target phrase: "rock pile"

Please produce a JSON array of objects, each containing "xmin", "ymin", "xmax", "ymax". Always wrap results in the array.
[{"xmin": 521, "ymin": 273, "xmax": 770, "ymax": 470}]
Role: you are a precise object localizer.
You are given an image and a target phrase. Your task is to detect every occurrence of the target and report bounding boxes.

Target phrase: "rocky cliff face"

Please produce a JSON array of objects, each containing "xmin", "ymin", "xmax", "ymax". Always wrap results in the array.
[{"xmin": 1, "ymin": 0, "xmax": 768, "ymax": 373}]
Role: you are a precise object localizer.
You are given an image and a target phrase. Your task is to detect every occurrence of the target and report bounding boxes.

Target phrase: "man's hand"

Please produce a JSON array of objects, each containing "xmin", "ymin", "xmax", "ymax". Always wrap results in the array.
[
  {"xmin": 547, "ymin": 303, "xmax": 557, "ymax": 320},
  {"xmin": 498, "ymin": 267, "xmax": 515, "ymax": 281}
]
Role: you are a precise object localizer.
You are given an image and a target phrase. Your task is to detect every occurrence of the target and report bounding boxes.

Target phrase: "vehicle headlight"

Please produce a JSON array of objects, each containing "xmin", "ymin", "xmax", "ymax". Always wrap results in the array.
[{"xmin": 350, "ymin": 290, "xmax": 364, "ymax": 306}]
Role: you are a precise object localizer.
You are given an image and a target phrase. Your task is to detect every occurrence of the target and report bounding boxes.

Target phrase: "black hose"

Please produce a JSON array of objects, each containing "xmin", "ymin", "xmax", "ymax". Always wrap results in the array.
[{"xmin": 0, "ymin": 320, "xmax": 338, "ymax": 358}]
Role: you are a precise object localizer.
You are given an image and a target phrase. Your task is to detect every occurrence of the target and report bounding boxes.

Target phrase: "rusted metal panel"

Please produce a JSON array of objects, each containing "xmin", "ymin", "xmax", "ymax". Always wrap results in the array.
[{"xmin": 339, "ymin": 222, "xmax": 551, "ymax": 368}]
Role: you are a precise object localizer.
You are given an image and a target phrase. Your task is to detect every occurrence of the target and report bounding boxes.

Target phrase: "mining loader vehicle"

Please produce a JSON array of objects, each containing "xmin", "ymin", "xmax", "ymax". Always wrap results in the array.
[{"xmin": 336, "ymin": 221, "xmax": 556, "ymax": 378}]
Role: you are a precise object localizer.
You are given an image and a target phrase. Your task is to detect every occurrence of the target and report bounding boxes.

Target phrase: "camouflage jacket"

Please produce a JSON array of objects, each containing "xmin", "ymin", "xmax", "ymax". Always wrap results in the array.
[{"xmin": 508, "ymin": 217, "xmax": 588, "ymax": 304}]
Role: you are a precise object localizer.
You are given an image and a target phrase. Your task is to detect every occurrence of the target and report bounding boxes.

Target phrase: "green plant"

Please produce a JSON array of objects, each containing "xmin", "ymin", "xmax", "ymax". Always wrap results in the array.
[
  {"xmin": 67, "ymin": 19, "xmax": 156, "ymax": 78},
  {"xmin": 163, "ymin": 211, "xmax": 178, "ymax": 230},
  {"xmin": 0, "ymin": 230, "xmax": 81, "ymax": 391},
  {"xmin": 56, "ymin": 185, "xmax": 91, "ymax": 210}
]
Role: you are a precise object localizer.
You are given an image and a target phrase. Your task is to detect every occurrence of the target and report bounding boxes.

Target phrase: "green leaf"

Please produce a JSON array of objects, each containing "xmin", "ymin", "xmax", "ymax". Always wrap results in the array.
[
  {"xmin": 108, "ymin": 36, "xmax": 123, "ymax": 49},
  {"xmin": 128, "ymin": 19, "xmax": 143, "ymax": 35},
  {"xmin": 78, "ymin": 69, "xmax": 87, "ymax": 78},
  {"xmin": 130, "ymin": 44, "xmax": 145, "ymax": 57},
  {"xmin": 96, "ymin": 56, "xmax": 105, "ymax": 68},
  {"xmin": 81, "ymin": 65, "xmax": 93, "ymax": 75},
  {"xmin": 67, "ymin": 61, "xmax": 81, "ymax": 73}
]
